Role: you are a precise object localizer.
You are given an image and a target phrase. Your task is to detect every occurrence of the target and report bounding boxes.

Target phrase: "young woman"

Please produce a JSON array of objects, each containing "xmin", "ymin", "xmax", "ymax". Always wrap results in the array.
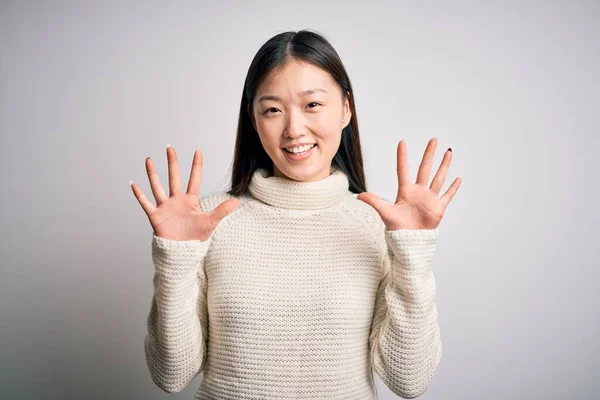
[{"xmin": 131, "ymin": 30, "xmax": 461, "ymax": 400}]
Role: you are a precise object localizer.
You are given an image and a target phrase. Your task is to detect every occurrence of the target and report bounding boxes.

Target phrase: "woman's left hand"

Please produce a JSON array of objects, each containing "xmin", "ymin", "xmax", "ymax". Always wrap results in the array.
[{"xmin": 357, "ymin": 137, "xmax": 462, "ymax": 230}]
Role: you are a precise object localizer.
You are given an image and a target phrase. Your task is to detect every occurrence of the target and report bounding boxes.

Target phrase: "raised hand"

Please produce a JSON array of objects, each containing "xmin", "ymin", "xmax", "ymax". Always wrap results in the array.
[
  {"xmin": 357, "ymin": 138, "xmax": 461, "ymax": 231},
  {"xmin": 130, "ymin": 144, "xmax": 240, "ymax": 241}
]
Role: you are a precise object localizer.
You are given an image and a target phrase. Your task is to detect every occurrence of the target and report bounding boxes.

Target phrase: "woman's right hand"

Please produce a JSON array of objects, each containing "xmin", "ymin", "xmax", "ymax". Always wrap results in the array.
[{"xmin": 131, "ymin": 144, "xmax": 240, "ymax": 242}]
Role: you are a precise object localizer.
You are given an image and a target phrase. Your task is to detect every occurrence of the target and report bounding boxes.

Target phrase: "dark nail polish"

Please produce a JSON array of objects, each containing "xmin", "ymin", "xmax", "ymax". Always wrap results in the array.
[{"xmin": 447, "ymin": 147, "xmax": 452, "ymax": 152}]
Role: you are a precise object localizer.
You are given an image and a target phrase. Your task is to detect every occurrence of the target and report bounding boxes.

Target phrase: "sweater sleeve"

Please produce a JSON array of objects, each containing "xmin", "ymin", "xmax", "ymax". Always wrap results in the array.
[
  {"xmin": 369, "ymin": 227, "xmax": 442, "ymax": 399},
  {"xmin": 143, "ymin": 191, "xmax": 237, "ymax": 393},
  {"xmin": 144, "ymin": 234, "xmax": 211, "ymax": 393}
]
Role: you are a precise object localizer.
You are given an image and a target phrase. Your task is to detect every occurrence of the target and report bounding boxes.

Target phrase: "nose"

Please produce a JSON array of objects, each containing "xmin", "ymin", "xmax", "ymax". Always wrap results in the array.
[{"xmin": 284, "ymin": 109, "xmax": 307, "ymax": 138}]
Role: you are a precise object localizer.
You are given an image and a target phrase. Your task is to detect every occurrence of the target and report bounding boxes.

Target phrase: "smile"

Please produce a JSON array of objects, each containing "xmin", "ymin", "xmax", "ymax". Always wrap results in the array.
[{"xmin": 282, "ymin": 144, "xmax": 317, "ymax": 160}]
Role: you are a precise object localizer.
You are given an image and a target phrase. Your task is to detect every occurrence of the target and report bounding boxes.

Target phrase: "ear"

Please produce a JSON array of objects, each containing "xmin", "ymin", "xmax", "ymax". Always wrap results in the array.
[{"xmin": 342, "ymin": 94, "xmax": 352, "ymax": 129}]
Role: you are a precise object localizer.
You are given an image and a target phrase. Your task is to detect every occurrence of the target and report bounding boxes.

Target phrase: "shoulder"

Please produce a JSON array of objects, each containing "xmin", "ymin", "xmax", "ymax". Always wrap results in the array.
[
  {"xmin": 198, "ymin": 191, "xmax": 237, "ymax": 213},
  {"xmin": 340, "ymin": 192, "xmax": 386, "ymax": 237},
  {"xmin": 198, "ymin": 190, "xmax": 253, "ymax": 220},
  {"xmin": 339, "ymin": 193, "xmax": 390, "ymax": 267},
  {"xmin": 197, "ymin": 191, "xmax": 252, "ymax": 241}
]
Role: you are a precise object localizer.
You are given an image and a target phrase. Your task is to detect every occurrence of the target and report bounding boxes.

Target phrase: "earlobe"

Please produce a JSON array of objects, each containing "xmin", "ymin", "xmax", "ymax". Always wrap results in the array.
[
  {"xmin": 343, "ymin": 98, "xmax": 351, "ymax": 122},
  {"xmin": 342, "ymin": 107, "xmax": 352, "ymax": 128}
]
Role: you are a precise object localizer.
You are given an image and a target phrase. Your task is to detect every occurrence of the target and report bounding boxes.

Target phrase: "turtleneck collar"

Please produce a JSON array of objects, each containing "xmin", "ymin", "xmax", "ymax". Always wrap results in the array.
[{"xmin": 247, "ymin": 166, "xmax": 350, "ymax": 210}]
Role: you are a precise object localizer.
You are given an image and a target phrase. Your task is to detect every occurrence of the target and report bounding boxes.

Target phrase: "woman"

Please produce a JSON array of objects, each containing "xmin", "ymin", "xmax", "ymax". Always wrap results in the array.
[{"xmin": 131, "ymin": 30, "xmax": 461, "ymax": 400}]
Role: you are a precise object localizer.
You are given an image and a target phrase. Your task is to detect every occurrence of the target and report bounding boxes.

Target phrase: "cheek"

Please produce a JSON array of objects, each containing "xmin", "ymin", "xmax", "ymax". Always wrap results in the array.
[
  {"xmin": 255, "ymin": 114, "xmax": 341, "ymax": 152},
  {"xmin": 319, "ymin": 133, "xmax": 343, "ymax": 155},
  {"xmin": 316, "ymin": 114, "xmax": 343, "ymax": 138},
  {"xmin": 311, "ymin": 112, "xmax": 336, "ymax": 126},
  {"xmin": 313, "ymin": 118, "xmax": 342, "ymax": 142},
  {"xmin": 255, "ymin": 126, "xmax": 281, "ymax": 155}
]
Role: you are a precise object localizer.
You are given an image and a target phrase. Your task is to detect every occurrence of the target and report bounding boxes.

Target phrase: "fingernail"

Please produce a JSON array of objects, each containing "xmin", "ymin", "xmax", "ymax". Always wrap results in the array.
[
  {"xmin": 129, "ymin": 180, "xmax": 133, "ymax": 186},
  {"xmin": 166, "ymin": 143, "xmax": 171, "ymax": 148},
  {"xmin": 195, "ymin": 145, "xmax": 200, "ymax": 152},
  {"xmin": 447, "ymin": 147, "xmax": 452, "ymax": 152}
]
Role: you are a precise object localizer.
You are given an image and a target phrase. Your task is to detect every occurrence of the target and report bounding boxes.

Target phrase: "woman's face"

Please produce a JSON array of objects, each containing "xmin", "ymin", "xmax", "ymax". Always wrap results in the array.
[{"xmin": 249, "ymin": 59, "xmax": 351, "ymax": 182}]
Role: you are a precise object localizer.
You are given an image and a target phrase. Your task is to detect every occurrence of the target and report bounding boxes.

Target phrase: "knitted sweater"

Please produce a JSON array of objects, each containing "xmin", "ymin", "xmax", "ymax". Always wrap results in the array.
[{"xmin": 144, "ymin": 166, "xmax": 442, "ymax": 400}]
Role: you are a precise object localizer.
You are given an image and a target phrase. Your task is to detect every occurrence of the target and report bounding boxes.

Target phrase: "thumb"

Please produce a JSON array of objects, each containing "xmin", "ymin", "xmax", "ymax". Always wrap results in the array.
[
  {"xmin": 356, "ymin": 192, "xmax": 388, "ymax": 215},
  {"xmin": 209, "ymin": 198, "xmax": 240, "ymax": 226}
]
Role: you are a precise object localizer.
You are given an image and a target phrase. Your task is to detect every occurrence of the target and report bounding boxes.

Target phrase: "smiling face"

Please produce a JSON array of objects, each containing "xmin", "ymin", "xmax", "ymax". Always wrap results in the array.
[{"xmin": 249, "ymin": 59, "xmax": 351, "ymax": 182}]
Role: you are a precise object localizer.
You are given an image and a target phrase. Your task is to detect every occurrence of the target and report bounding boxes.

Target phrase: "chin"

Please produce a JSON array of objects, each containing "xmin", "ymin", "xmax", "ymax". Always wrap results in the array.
[{"xmin": 278, "ymin": 163, "xmax": 328, "ymax": 182}]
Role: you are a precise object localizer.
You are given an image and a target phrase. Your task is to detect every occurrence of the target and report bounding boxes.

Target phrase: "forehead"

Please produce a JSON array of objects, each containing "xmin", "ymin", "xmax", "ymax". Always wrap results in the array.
[{"xmin": 258, "ymin": 60, "xmax": 337, "ymax": 94}]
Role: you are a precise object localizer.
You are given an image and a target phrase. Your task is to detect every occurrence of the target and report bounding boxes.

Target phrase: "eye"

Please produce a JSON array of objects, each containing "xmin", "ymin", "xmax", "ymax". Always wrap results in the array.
[
  {"xmin": 307, "ymin": 102, "xmax": 321, "ymax": 109},
  {"xmin": 263, "ymin": 107, "xmax": 280, "ymax": 115}
]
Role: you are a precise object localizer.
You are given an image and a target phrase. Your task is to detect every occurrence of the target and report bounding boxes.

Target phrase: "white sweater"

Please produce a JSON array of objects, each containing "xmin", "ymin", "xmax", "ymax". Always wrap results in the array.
[{"xmin": 144, "ymin": 166, "xmax": 442, "ymax": 399}]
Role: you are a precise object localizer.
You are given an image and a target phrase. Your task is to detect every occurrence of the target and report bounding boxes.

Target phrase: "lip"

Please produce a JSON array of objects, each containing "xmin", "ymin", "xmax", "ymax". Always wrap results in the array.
[
  {"xmin": 281, "ymin": 143, "xmax": 316, "ymax": 149},
  {"xmin": 282, "ymin": 144, "xmax": 317, "ymax": 161}
]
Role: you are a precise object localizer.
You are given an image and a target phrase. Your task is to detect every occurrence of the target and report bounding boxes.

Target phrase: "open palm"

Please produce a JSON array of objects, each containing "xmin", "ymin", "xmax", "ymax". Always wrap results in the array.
[
  {"xmin": 130, "ymin": 145, "xmax": 239, "ymax": 241},
  {"xmin": 357, "ymin": 138, "xmax": 462, "ymax": 230}
]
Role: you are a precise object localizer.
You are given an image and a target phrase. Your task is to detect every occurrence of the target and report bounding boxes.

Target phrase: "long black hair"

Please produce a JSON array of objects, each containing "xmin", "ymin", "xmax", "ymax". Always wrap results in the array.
[{"xmin": 227, "ymin": 29, "xmax": 366, "ymax": 196}]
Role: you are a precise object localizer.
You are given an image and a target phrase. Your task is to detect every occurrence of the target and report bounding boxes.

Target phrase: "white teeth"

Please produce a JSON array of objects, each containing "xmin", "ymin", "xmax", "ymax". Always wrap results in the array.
[{"xmin": 285, "ymin": 144, "xmax": 315, "ymax": 153}]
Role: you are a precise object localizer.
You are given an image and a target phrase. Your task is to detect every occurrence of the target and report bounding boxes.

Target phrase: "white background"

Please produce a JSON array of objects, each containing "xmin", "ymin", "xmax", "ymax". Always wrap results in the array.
[{"xmin": 1, "ymin": 1, "xmax": 598, "ymax": 399}]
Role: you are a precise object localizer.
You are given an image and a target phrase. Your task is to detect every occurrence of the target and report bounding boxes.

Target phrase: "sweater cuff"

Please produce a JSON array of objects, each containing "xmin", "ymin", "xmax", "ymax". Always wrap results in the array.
[
  {"xmin": 384, "ymin": 228, "xmax": 439, "ymax": 272},
  {"xmin": 151, "ymin": 234, "xmax": 211, "ymax": 276}
]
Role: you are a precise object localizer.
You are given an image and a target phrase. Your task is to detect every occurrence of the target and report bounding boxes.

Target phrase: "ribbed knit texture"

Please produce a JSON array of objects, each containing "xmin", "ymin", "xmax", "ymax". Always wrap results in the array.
[{"xmin": 144, "ymin": 166, "xmax": 442, "ymax": 399}]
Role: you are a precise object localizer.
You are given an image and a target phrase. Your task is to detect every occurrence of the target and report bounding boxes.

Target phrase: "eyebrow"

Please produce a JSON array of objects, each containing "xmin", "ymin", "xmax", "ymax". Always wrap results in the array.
[{"xmin": 257, "ymin": 88, "xmax": 328, "ymax": 103}]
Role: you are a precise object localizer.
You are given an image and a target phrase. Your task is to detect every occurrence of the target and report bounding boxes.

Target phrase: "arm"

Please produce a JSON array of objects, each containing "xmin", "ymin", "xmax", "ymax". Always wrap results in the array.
[
  {"xmin": 143, "ymin": 191, "xmax": 236, "ymax": 393},
  {"xmin": 144, "ymin": 234, "xmax": 210, "ymax": 393},
  {"xmin": 369, "ymin": 228, "xmax": 442, "ymax": 399}
]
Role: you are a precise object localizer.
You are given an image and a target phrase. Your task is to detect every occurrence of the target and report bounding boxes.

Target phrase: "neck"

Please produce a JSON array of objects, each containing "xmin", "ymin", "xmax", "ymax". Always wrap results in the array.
[
  {"xmin": 273, "ymin": 165, "xmax": 331, "ymax": 182},
  {"xmin": 248, "ymin": 166, "xmax": 350, "ymax": 210}
]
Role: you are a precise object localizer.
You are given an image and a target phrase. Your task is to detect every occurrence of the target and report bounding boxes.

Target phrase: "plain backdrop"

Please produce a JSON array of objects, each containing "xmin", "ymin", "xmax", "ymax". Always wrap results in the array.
[{"xmin": 1, "ymin": 1, "xmax": 598, "ymax": 399}]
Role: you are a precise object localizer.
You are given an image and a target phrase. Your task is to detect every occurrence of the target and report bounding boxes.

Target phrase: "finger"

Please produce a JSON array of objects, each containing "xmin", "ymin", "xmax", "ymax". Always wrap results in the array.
[
  {"xmin": 440, "ymin": 177, "xmax": 462, "ymax": 207},
  {"xmin": 145, "ymin": 157, "xmax": 168, "ymax": 205},
  {"xmin": 208, "ymin": 198, "xmax": 240, "ymax": 228},
  {"xmin": 186, "ymin": 146, "xmax": 203, "ymax": 197},
  {"xmin": 356, "ymin": 192, "xmax": 390, "ymax": 216},
  {"xmin": 166, "ymin": 144, "xmax": 182, "ymax": 197},
  {"xmin": 396, "ymin": 139, "xmax": 410, "ymax": 188},
  {"xmin": 130, "ymin": 180, "xmax": 156, "ymax": 216},
  {"xmin": 430, "ymin": 148, "xmax": 452, "ymax": 195},
  {"xmin": 416, "ymin": 137, "xmax": 437, "ymax": 186}
]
